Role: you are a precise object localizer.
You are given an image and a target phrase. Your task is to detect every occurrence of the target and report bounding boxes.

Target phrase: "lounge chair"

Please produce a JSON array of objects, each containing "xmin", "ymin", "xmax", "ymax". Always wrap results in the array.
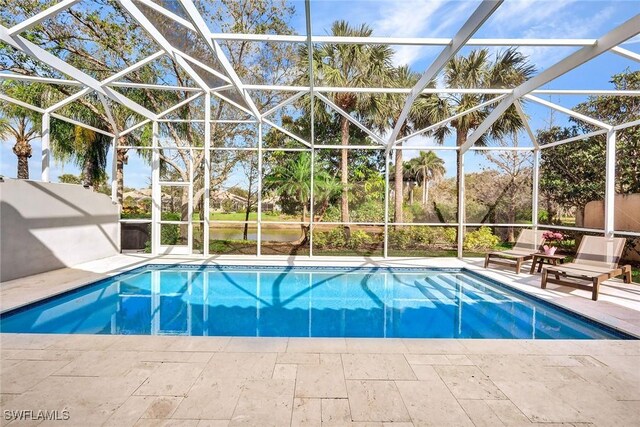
[
  {"xmin": 484, "ymin": 229, "xmax": 546, "ymax": 274},
  {"xmin": 541, "ymin": 236, "xmax": 632, "ymax": 301}
]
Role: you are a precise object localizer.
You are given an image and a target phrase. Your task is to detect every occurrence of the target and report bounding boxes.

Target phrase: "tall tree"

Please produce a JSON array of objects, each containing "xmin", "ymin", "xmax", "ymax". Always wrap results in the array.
[
  {"xmin": 407, "ymin": 151, "xmax": 446, "ymax": 206},
  {"xmin": 1, "ymin": 0, "xmax": 296, "ymax": 210},
  {"xmin": 50, "ymin": 98, "xmax": 113, "ymax": 188},
  {"xmin": 1, "ymin": 0, "xmax": 161, "ymax": 190},
  {"xmin": 425, "ymin": 48, "xmax": 536, "ymax": 227},
  {"xmin": 372, "ymin": 65, "xmax": 435, "ymax": 224},
  {"xmin": 538, "ymin": 126, "xmax": 605, "ymax": 226},
  {"xmin": 240, "ymin": 153, "xmax": 258, "ymax": 240},
  {"xmin": 538, "ymin": 70, "xmax": 640, "ymax": 225},
  {"xmin": 0, "ymin": 82, "xmax": 45, "ymax": 179},
  {"xmin": 573, "ymin": 70, "xmax": 640, "ymax": 195},
  {"xmin": 480, "ymin": 135, "xmax": 532, "ymax": 241},
  {"xmin": 300, "ymin": 20, "xmax": 394, "ymax": 238}
]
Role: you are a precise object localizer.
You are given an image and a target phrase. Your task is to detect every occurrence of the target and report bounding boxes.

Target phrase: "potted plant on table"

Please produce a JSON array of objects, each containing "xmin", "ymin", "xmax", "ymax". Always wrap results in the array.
[{"xmin": 542, "ymin": 231, "xmax": 565, "ymax": 255}]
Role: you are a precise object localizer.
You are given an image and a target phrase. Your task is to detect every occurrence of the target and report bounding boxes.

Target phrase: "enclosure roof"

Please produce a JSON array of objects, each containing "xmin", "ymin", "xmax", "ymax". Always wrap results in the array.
[{"xmin": 0, "ymin": 0, "xmax": 639, "ymax": 149}]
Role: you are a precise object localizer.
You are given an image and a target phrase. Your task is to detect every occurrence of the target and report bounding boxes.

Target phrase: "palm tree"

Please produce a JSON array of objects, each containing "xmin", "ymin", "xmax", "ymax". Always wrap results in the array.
[
  {"xmin": 300, "ymin": 20, "xmax": 394, "ymax": 238},
  {"xmin": 407, "ymin": 151, "xmax": 446, "ymax": 205},
  {"xmin": 263, "ymin": 152, "xmax": 340, "ymax": 243},
  {"xmin": 0, "ymin": 82, "xmax": 44, "ymax": 179},
  {"xmin": 0, "ymin": 114, "xmax": 38, "ymax": 180},
  {"xmin": 51, "ymin": 117, "xmax": 112, "ymax": 188},
  {"xmin": 372, "ymin": 65, "xmax": 436, "ymax": 223},
  {"xmin": 425, "ymin": 48, "xmax": 536, "ymax": 223}
]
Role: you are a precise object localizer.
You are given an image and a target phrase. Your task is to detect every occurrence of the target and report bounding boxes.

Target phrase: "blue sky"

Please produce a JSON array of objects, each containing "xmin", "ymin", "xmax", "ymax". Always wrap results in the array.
[{"xmin": 1, "ymin": 0, "xmax": 638, "ymax": 185}]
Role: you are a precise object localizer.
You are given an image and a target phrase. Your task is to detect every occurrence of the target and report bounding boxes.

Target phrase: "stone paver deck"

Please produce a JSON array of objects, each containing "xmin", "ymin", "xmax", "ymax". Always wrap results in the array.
[
  {"xmin": 2, "ymin": 335, "xmax": 639, "ymax": 426},
  {"xmin": 1, "ymin": 254, "xmax": 639, "ymax": 426}
]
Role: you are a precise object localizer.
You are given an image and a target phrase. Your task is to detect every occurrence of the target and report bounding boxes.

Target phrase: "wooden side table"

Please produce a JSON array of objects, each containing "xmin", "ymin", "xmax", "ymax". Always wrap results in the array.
[{"xmin": 530, "ymin": 253, "xmax": 566, "ymax": 274}]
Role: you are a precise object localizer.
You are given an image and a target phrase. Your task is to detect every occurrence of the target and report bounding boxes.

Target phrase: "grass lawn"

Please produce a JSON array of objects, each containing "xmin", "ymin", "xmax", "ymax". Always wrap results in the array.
[
  {"xmin": 386, "ymin": 249, "xmax": 457, "ymax": 257},
  {"xmin": 209, "ymin": 240, "xmax": 256, "ymax": 254},
  {"xmin": 209, "ymin": 239, "xmax": 310, "ymax": 256}
]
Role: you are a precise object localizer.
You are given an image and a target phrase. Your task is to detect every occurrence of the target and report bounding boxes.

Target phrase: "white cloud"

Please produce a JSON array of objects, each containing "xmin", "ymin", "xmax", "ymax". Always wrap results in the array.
[
  {"xmin": 490, "ymin": 0, "xmax": 577, "ymax": 29},
  {"xmin": 371, "ymin": 0, "xmax": 475, "ymax": 66},
  {"xmin": 485, "ymin": 2, "xmax": 616, "ymax": 69},
  {"xmin": 373, "ymin": 0, "xmax": 448, "ymax": 36}
]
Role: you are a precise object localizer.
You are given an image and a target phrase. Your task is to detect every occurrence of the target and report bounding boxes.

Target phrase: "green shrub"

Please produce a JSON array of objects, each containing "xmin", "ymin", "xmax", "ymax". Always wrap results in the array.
[
  {"xmin": 538, "ymin": 209, "xmax": 549, "ymax": 223},
  {"xmin": 161, "ymin": 212, "xmax": 181, "ymax": 221},
  {"xmin": 160, "ymin": 224, "xmax": 180, "ymax": 245},
  {"xmin": 409, "ymin": 226, "xmax": 436, "ymax": 245},
  {"xmin": 326, "ymin": 228, "xmax": 347, "ymax": 248},
  {"xmin": 388, "ymin": 226, "xmax": 457, "ymax": 250},
  {"xmin": 401, "ymin": 208, "xmax": 415, "ymax": 223},
  {"xmin": 312, "ymin": 231, "xmax": 328, "ymax": 248},
  {"xmin": 157, "ymin": 212, "xmax": 183, "ymax": 246},
  {"xmin": 463, "ymin": 226, "xmax": 500, "ymax": 251},
  {"xmin": 443, "ymin": 227, "xmax": 457, "ymax": 245},
  {"xmin": 348, "ymin": 230, "xmax": 373, "ymax": 249},
  {"xmin": 313, "ymin": 228, "xmax": 349, "ymax": 249},
  {"xmin": 389, "ymin": 228, "xmax": 411, "ymax": 249},
  {"xmin": 322, "ymin": 205, "xmax": 341, "ymax": 222}
]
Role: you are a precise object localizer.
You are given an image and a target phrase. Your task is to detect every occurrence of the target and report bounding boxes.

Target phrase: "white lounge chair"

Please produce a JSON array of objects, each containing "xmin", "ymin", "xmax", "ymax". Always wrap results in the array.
[{"xmin": 484, "ymin": 229, "xmax": 546, "ymax": 274}]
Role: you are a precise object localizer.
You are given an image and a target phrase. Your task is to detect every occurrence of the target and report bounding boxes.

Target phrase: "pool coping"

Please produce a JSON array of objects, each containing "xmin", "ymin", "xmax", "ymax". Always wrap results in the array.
[{"xmin": 2, "ymin": 262, "xmax": 638, "ymax": 340}]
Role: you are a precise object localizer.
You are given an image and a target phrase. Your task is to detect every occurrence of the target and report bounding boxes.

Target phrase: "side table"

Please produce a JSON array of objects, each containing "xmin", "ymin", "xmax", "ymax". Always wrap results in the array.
[{"xmin": 530, "ymin": 252, "xmax": 566, "ymax": 274}]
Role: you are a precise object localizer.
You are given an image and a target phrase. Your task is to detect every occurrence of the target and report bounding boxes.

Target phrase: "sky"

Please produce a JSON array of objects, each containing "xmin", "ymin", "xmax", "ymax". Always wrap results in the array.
[{"xmin": 1, "ymin": 0, "xmax": 639, "ymax": 186}]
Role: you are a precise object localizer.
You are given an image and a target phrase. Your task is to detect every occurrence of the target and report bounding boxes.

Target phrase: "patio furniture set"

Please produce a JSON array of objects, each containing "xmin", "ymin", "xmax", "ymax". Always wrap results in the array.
[{"xmin": 484, "ymin": 230, "xmax": 633, "ymax": 301}]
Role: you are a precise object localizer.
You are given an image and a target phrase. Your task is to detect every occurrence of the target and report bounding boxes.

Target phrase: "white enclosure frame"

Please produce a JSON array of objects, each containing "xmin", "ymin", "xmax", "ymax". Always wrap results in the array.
[{"xmin": 1, "ymin": 0, "xmax": 639, "ymax": 258}]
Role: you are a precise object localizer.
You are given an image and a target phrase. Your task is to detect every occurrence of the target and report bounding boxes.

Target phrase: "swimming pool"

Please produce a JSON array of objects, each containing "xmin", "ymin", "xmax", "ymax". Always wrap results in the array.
[{"xmin": 0, "ymin": 265, "xmax": 633, "ymax": 339}]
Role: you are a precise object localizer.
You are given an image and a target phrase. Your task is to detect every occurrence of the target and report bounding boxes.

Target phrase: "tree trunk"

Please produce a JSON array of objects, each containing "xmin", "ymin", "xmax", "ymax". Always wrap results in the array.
[
  {"xmin": 425, "ymin": 180, "xmax": 430, "ymax": 205},
  {"xmin": 116, "ymin": 139, "xmax": 128, "ymax": 205},
  {"xmin": 433, "ymin": 201, "xmax": 446, "ymax": 223},
  {"xmin": 394, "ymin": 145, "xmax": 403, "ymax": 225},
  {"xmin": 545, "ymin": 198, "xmax": 555, "ymax": 224},
  {"xmin": 243, "ymin": 207, "xmax": 250, "ymax": 240},
  {"xmin": 575, "ymin": 205, "xmax": 585, "ymax": 228},
  {"xmin": 13, "ymin": 139, "xmax": 32, "ymax": 180},
  {"xmin": 243, "ymin": 165, "xmax": 255, "ymax": 240},
  {"xmin": 300, "ymin": 202, "xmax": 309, "ymax": 243},
  {"xmin": 340, "ymin": 116, "xmax": 351, "ymax": 240},
  {"xmin": 507, "ymin": 190, "xmax": 516, "ymax": 243},
  {"xmin": 180, "ymin": 189, "xmax": 189, "ymax": 245},
  {"xmin": 421, "ymin": 168, "xmax": 428, "ymax": 205},
  {"xmin": 408, "ymin": 183, "xmax": 414, "ymax": 205},
  {"xmin": 315, "ymin": 198, "xmax": 331, "ymax": 223},
  {"xmin": 507, "ymin": 224, "xmax": 515, "ymax": 243},
  {"xmin": 82, "ymin": 155, "xmax": 94, "ymax": 188},
  {"xmin": 243, "ymin": 196, "xmax": 251, "ymax": 241},
  {"xmin": 456, "ymin": 131, "xmax": 466, "ymax": 247},
  {"xmin": 16, "ymin": 155, "xmax": 29, "ymax": 180},
  {"xmin": 479, "ymin": 178, "xmax": 515, "ymax": 224}
]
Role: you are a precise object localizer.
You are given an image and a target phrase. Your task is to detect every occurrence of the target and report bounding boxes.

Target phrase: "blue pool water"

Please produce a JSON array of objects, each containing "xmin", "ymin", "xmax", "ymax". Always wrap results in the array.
[{"xmin": 0, "ymin": 265, "xmax": 633, "ymax": 339}]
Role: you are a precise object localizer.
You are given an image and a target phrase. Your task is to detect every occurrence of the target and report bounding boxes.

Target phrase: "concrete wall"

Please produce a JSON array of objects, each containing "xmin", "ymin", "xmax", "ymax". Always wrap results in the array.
[
  {"xmin": 584, "ymin": 194, "xmax": 640, "ymax": 232},
  {"xmin": 584, "ymin": 194, "xmax": 640, "ymax": 263},
  {"xmin": 1, "ymin": 179, "xmax": 120, "ymax": 282}
]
